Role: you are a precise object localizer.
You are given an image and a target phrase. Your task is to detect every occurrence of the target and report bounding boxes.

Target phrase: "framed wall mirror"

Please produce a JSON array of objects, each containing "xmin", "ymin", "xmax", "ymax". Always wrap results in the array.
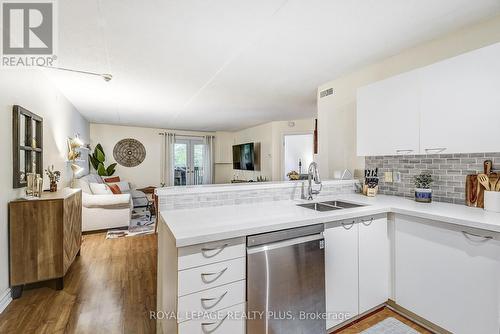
[{"xmin": 12, "ymin": 105, "xmax": 43, "ymax": 188}]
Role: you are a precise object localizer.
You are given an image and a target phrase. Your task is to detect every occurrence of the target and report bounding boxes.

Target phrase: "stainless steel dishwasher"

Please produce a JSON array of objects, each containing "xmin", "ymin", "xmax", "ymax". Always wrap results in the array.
[{"xmin": 247, "ymin": 224, "xmax": 326, "ymax": 334}]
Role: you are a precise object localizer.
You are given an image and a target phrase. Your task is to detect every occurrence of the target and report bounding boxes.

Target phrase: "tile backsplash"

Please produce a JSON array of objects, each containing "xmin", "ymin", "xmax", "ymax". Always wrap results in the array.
[
  {"xmin": 158, "ymin": 181, "xmax": 356, "ymax": 211},
  {"xmin": 365, "ymin": 153, "xmax": 500, "ymax": 205}
]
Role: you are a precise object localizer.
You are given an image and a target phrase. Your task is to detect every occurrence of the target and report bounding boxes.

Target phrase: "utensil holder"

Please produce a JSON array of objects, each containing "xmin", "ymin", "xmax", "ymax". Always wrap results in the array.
[{"xmin": 484, "ymin": 191, "xmax": 500, "ymax": 213}]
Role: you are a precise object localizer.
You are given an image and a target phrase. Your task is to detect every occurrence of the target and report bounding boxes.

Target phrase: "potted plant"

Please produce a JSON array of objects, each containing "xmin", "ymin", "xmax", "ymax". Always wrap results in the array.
[
  {"xmin": 45, "ymin": 165, "xmax": 61, "ymax": 192},
  {"xmin": 89, "ymin": 144, "xmax": 117, "ymax": 176},
  {"xmin": 414, "ymin": 172, "xmax": 433, "ymax": 203}
]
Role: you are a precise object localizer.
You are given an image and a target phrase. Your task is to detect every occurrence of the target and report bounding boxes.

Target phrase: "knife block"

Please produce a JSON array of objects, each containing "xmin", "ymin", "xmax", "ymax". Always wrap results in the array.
[{"xmin": 363, "ymin": 185, "xmax": 378, "ymax": 197}]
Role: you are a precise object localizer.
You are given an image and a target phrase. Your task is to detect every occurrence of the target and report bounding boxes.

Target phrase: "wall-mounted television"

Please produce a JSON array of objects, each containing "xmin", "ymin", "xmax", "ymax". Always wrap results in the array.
[{"xmin": 232, "ymin": 142, "xmax": 260, "ymax": 171}]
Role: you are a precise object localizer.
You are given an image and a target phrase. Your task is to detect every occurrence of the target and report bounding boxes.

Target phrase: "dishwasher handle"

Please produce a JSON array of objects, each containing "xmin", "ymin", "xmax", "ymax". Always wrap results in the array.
[{"xmin": 247, "ymin": 233, "xmax": 324, "ymax": 254}]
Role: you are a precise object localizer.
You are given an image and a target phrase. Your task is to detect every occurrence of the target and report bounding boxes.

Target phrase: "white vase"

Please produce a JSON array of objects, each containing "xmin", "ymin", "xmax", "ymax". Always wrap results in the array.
[{"xmin": 484, "ymin": 191, "xmax": 500, "ymax": 213}]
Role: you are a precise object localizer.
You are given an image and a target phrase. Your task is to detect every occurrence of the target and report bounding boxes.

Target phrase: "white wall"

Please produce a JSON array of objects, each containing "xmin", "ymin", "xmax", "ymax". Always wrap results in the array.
[
  {"xmin": 283, "ymin": 134, "xmax": 313, "ymax": 180},
  {"xmin": 220, "ymin": 118, "xmax": 315, "ymax": 183},
  {"xmin": 0, "ymin": 69, "xmax": 89, "ymax": 311},
  {"xmin": 271, "ymin": 118, "xmax": 315, "ymax": 181},
  {"xmin": 90, "ymin": 124, "xmax": 215, "ymax": 188},
  {"xmin": 317, "ymin": 14, "xmax": 500, "ymax": 179}
]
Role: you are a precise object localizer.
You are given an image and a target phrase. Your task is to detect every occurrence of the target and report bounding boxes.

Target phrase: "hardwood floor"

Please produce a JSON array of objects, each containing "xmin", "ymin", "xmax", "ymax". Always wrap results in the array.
[
  {"xmin": 335, "ymin": 307, "xmax": 432, "ymax": 334},
  {"xmin": 0, "ymin": 233, "xmax": 157, "ymax": 334}
]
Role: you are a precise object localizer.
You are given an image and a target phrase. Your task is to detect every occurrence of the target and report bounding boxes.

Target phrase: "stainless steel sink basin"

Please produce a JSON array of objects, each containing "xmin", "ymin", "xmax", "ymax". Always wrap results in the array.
[
  {"xmin": 319, "ymin": 201, "xmax": 366, "ymax": 209},
  {"xmin": 296, "ymin": 203, "xmax": 343, "ymax": 212},
  {"xmin": 297, "ymin": 200, "xmax": 365, "ymax": 211}
]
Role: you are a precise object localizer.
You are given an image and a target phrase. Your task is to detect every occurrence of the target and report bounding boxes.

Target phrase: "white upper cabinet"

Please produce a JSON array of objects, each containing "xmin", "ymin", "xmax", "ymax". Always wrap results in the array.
[
  {"xmin": 357, "ymin": 71, "xmax": 420, "ymax": 156},
  {"xmin": 420, "ymin": 43, "xmax": 500, "ymax": 154},
  {"xmin": 357, "ymin": 42, "xmax": 500, "ymax": 156}
]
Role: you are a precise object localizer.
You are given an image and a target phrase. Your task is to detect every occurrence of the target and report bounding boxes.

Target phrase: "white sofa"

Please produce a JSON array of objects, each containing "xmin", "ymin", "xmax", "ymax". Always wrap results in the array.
[{"xmin": 76, "ymin": 174, "xmax": 132, "ymax": 232}]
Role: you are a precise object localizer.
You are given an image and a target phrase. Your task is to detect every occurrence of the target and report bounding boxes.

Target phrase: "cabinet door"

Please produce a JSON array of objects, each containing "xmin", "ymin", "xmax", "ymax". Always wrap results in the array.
[
  {"xmin": 357, "ymin": 70, "xmax": 420, "ymax": 156},
  {"xmin": 358, "ymin": 216, "xmax": 389, "ymax": 314},
  {"xmin": 324, "ymin": 220, "xmax": 359, "ymax": 330},
  {"xmin": 395, "ymin": 216, "xmax": 500, "ymax": 334},
  {"xmin": 420, "ymin": 42, "xmax": 500, "ymax": 154}
]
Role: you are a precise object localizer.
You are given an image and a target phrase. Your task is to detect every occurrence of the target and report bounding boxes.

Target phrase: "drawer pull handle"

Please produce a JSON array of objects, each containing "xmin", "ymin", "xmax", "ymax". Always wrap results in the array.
[
  {"xmin": 201, "ymin": 268, "xmax": 228, "ymax": 283},
  {"xmin": 201, "ymin": 244, "xmax": 229, "ymax": 258},
  {"xmin": 201, "ymin": 314, "xmax": 229, "ymax": 333},
  {"xmin": 425, "ymin": 147, "xmax": 446, "ymax": 154},
  {"xmin": 341, "ymin": 222, "xmax": 355, "ymax": 230},
  {"xmin": 396, "ymin": 149, "xmax": 414, "ymax": 154},
  {"xmin": 200, "ymin": 291, "xmax": 228, "ymax": 310},
  {"xmin": 361, "ymin": 218, "xmax": 373, "ymax": 226},
  {"xmin": 462, "ymin": 231, "xmax": 493, "ymax": 242}
]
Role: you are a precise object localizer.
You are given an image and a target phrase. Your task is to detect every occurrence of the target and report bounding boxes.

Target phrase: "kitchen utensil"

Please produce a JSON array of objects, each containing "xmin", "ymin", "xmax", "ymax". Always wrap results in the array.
[
  {"xmin": 484, "ymin": 160, "xmax": 493, "ymax": 175},
  {"xmin": 488, "ymin": 173, "xmax": 498, "ymax": 192},
  {"xmin": 484, "ymin": 191, "xmax": 500, "ymax": 213},
  {"xmin": 466, "ymin": 175, "xmax": 478, "ymax": 207},
  {"xmin": 478, "ymin": 174, "xmax": 491, "ymax": 191}
]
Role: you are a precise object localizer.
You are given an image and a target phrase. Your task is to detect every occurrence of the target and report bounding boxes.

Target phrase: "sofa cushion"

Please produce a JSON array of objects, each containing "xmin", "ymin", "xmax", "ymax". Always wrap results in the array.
[
  {"xmin": 90, "ymin": 183, "xmax": 112, "ymax": 195},
  {"xmin": 82, "ymin": 192, "xmax": 131, "ymax": 209}
]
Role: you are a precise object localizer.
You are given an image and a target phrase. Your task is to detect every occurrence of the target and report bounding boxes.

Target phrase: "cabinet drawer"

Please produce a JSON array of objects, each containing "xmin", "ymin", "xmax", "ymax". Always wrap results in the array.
[
  {"xmin": 178, "ymin": 303, "xmax": 245, "ymax": 334},
  {"xmin": 178, "ymin": 257, "xmax": 246, "ymax": 296},
  {"xmin": 178, "ymin": 280, "xmax": 246, "ymax": 323},
  {"xmin": 178, "ymin": 237, "xmax": 246, "ymax": 270}
]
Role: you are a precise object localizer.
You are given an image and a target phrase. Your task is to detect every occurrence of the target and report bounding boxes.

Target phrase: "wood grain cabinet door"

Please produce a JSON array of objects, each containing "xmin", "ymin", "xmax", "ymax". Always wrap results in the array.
[{"xmin": 63, "ymin": 192, "xmax": 82, "ymax": 274}]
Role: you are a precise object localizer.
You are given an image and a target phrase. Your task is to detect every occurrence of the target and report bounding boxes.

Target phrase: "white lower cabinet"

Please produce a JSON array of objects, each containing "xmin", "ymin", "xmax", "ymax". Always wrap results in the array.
[
  {"xmin": 358, "ymin": 216, "xmax": 389, "ymax": 314},
  {"xmin": 325, "ymin": 215, "xmax": 389, "ymax": 330},
  {"xmin": 395, "ymin": 215, "xmax": 500, "ymax": 334},
  {"xmin": 178, "ymin": 303, "xmax": 246, "ymax": 334},
  {"xmin": 325, "ymin": 219, "xmax": 359, "ymax": 329}
]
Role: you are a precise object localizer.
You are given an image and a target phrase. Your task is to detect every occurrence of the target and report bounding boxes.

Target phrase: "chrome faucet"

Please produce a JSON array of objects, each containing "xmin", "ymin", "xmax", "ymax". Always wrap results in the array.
[{"xmin": 305, "ymin": 162, "xmax": 322, "ymax": 200}]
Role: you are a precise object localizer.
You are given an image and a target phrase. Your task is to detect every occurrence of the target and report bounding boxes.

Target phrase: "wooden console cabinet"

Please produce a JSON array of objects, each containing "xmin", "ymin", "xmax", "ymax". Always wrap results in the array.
[{"xmin": 9, "ymin": 188, "xmax": 82, "ymax": 298}]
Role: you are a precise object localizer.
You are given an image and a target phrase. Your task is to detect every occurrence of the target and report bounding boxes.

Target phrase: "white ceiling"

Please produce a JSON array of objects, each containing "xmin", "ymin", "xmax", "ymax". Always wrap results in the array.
[{"xmin": 47, "ymin": 0, "xmax": 500, "ymax": 131}]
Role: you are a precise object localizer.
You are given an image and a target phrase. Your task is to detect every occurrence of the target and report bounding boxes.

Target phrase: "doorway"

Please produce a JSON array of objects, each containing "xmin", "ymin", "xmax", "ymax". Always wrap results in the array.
[
  {"xmin": 174, "ymin": 137, "xmax": 205, "ymax": 186},
  {"xmin": 283, "ymin": 133, "xmax": 314, "ymax": 180}
]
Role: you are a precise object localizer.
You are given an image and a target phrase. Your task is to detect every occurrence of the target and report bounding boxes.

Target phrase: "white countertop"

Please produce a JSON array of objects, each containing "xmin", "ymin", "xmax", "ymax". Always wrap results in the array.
[{"xmin": 161, "ymin": 194, "xmax": 500, "ymax": 247}]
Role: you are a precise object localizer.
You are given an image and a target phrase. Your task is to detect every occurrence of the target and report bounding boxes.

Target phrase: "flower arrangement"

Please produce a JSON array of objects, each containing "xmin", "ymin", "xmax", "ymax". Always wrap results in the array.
[{"xmin": 45, "ymin": 165, "xmax": 61, "ymax": 192}]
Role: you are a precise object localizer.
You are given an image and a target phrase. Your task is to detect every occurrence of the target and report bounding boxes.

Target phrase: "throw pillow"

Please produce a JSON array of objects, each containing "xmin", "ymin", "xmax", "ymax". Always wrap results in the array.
[
  {"xmin": 103, "ymin": 176, "xmax": 121, "ymax": 183},
  {"xmin": 107, "ymin": 181, "xmax": 131, "ymax": 192},
  {"xmin": 89, "ymin": 183, "xmax": 112, "ymax": 195},
  {"xmin": 107, "ymin": 183, "xmax": 122, "ymax": 194}
]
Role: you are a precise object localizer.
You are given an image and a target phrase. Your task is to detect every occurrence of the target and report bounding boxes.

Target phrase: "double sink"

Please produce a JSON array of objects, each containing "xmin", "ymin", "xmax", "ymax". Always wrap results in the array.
[{"xmin": 297, "ymin": 200, "xmax": 365, "ymax": 212}]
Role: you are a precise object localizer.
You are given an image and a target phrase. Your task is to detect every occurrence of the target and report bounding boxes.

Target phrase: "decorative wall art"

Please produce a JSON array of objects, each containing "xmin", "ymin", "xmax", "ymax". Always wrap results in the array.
[{"xmin": 113, "ymin": 138, "xmax": 146, "ymax": 167}]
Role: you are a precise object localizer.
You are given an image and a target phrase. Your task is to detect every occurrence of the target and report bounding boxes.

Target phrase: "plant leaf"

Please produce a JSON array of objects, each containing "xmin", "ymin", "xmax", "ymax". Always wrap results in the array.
[
  {"xmin": 95, "ymin": 148, "xmax": 105, "ymax": 163},
  {"xmin": 89, "ymin": 154, "xmax": 99, "ymax": 170},
  {"xmin": 106, "ymin": 163, "xmax": 117, "ymax": 176},
  {"xmin": 97, "ymin": 163, "xmax": 107, "ymax": 176},
  {"xmin": 96, "ymin": 143, "xmax": 104, "ymax": 154}
]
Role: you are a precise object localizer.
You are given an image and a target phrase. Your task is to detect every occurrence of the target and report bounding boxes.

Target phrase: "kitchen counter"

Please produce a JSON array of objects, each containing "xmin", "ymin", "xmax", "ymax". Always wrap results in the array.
[{"xmin": 161, "ymin": 193, "xmax": 500, "ymax": 247}]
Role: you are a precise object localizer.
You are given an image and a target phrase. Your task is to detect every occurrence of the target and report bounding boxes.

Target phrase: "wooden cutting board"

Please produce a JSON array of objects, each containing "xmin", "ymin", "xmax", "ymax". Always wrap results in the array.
[{"xmin": 466, "ymin": 175, "xmax": 478, "ymax": 207}]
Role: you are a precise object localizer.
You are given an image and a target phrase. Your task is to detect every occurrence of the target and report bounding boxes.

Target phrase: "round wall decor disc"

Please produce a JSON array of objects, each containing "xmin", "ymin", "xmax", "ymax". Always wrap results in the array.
[{"xmin": 113, "ymin": 138, "xmax": 146, "ymax": 167}]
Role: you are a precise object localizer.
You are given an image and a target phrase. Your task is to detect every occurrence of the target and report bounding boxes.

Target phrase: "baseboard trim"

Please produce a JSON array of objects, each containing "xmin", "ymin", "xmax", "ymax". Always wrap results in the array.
[
  {"xmin": 387, "ymin": 299, "xmax": 450, "ymax": 334},
  {"xmin": 0, "ymin": 288, "xmax": 12, "ymax": 314},
  {"xmin": 328, "ymin": 304, "xmax": 386, "ymax": 333}
]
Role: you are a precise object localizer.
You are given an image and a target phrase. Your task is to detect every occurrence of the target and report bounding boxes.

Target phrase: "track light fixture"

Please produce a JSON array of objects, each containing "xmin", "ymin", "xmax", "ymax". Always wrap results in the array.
[{"xmin": 39, "ymin": 65, "xmax": 113, "ymax": 82}]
